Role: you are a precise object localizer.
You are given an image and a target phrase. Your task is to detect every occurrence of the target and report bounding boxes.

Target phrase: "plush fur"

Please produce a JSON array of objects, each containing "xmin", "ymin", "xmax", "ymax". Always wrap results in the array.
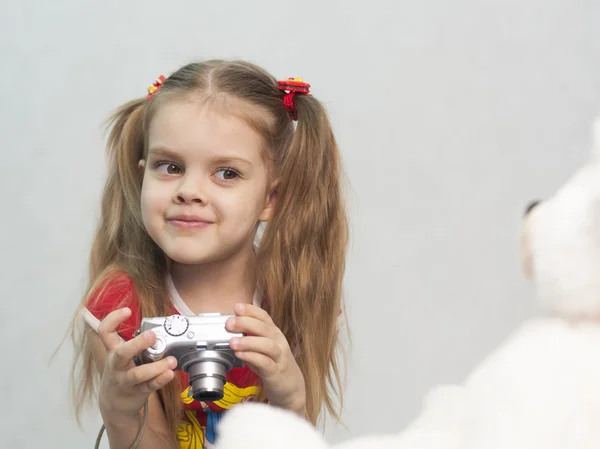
[{"xmin": 215, "ymin": 119, "xmax": 600, "ymax": 449}]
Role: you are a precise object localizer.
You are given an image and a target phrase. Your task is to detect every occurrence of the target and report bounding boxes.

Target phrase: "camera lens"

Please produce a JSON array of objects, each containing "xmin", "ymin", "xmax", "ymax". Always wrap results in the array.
[
  {"xmin": 188, "ymin": 360, "xmax": 228, "ymax": 401},
  {"xmin": 179, "ymin": 350, "xmax": 238, "ymax": 402}
]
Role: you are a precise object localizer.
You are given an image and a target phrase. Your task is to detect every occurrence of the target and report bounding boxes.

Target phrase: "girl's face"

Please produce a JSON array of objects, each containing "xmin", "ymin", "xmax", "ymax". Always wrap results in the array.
[{"xmin": 140, "ymin": 98, "xmax": 277, "ymax": 266}]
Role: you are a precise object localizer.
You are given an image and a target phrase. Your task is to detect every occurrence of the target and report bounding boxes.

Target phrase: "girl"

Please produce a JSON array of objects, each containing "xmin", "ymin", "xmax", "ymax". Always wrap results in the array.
[{"xmin": 70, "ymin": 60, "xmax": 349, "ymax": 449}]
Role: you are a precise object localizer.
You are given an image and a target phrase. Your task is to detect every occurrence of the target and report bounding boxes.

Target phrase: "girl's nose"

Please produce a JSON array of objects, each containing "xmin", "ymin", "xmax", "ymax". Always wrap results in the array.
[{"xmin": 173, "ymin": 177, "xmax": 206, "ymax": 204}]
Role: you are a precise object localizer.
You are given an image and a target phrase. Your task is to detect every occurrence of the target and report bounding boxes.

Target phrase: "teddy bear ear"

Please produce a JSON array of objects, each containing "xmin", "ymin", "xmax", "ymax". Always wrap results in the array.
[
  {"xmin": 520, "ymin": 199, "xmax": 542, "ymax": 279},
  {"xmin": 523, "ymin": 199, "xmax": 542, "ymax": 217},
  {"xmin": 519, "ymin": 213, "xmax": 535, "ymax": 280}
]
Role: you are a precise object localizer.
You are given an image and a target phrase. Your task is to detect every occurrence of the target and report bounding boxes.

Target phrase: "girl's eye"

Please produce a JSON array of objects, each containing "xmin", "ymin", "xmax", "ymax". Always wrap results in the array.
[
  {"xmin": 156, "ymin": 163, "xmax": 182, "ymax": 175},
  {"xmin": 215, "ymin": 168, "xmax": 240, "ymax": 181}
]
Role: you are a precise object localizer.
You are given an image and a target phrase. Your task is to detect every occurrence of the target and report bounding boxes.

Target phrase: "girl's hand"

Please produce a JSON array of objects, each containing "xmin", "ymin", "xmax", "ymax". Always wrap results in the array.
[
  {"xmin": 226, "ymin": 304, "xmax": 306, "ymax": 416},
  {"xmin": 97, "ymin": 308, "xmax": 178, "ymax": 421}
]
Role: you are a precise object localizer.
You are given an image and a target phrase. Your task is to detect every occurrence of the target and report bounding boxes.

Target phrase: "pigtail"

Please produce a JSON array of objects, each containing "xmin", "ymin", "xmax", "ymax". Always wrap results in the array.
[
  {"xmin": 71, "ymin": 98, "xmax": 181, "ymax": 432},
  {"xmin": 90, "ymin": 99, "xmax": 145, "ymax": 278},
  {"xmin": 257, "ymin": 95, "xmax": 349, "ymax": 424}
]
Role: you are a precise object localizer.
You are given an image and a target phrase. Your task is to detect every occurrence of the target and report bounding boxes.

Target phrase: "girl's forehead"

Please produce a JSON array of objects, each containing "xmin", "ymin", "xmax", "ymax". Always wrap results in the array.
[{"xmin": 147, "ymin": 98, "xmax": 266, "ymax": 160}]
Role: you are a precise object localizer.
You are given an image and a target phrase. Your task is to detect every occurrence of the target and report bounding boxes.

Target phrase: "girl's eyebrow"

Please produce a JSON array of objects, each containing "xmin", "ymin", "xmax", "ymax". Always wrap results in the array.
[
  {"xmin": 147, "ymin": 146, "xmax": 181, "ymax": 160},
  {"xmin": 210, "ymin": 156, "xmax": 253, "ymax": 168},
  {"xmin": 148, "ymin": 146, "xmax": 253, "ymax": 168}
]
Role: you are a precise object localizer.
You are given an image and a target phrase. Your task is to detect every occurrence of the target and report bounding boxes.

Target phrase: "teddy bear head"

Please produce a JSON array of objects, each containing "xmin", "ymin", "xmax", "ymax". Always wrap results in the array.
[{"xmin": 521, "ymin": 118, "xmax": 600, "ymax": 320}]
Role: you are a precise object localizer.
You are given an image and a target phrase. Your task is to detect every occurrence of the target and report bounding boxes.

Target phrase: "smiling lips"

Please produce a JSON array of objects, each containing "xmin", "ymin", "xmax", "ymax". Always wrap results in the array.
[{"xmin": 167, "ymin": 215, "xmax": 214, "ymax": 229}]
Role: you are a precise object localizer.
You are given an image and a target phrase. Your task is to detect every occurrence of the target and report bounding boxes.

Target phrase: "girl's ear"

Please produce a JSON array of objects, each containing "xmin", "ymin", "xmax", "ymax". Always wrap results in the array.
[{"xmin": 259, "ymin": 179, "xmax": 279, "ymax": 222}]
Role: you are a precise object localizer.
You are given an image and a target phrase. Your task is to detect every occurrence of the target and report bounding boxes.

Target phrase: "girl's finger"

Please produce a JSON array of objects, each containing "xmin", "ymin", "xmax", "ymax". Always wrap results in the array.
[
  {"xmin": 125, "ymin": 357, "xmax": 177, "ymax": 386},
  {"xmin": 112, "ymin": 330, "xmax": 159, "ymax": 369},
  {"xmin": 135, "ymin": 369, "xmax": 175, "ymax": 396},
  {"xmin": 233, "ymin": 303, "xmax": 273, "ymax": 324},
  {"xmin": 226, "ymin": 315, "xmax": 272, "ymax": 338},
  {"xmin": 97, "ymin": 308, "xmax": 132, "ymax": 352},
  {"xmin": 235, "ymin": 351, "xmax": 277, "ymax": 377},
  {"xmin": 230, "ymin": 336, "xmax": 282, "ymax": 362}
]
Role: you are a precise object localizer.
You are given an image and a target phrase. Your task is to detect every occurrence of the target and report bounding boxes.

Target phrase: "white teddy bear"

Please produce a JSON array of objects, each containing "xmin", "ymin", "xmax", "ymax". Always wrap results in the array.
[{"xmin": 215, "ymin": 119, "xmax": 600, "ymax": 449}]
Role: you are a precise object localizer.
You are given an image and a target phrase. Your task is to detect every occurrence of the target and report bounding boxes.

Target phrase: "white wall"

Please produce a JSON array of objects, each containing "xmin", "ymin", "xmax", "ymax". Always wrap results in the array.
[{"xmin": 1, "ymin": 1, "xmax": 599, "ymax": 448}]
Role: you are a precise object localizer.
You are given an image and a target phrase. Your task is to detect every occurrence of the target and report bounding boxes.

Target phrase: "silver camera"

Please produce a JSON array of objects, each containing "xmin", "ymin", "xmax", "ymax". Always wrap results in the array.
[{"xmin": 136, "ymin": 313, "xmax": 243, "ymax": 402}]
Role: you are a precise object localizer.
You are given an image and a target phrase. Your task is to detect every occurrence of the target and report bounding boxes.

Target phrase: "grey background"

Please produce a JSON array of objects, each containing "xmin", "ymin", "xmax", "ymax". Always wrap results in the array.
[{"xmin": 1, "ymin": 0, "xmax": 599, "ymax": 448}]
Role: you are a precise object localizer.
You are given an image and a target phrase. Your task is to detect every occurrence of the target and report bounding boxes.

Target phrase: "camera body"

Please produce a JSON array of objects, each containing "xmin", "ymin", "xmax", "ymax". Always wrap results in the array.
[{"xmin": 136, "ymin": 313, "xmax": 243, "ymax": 402}]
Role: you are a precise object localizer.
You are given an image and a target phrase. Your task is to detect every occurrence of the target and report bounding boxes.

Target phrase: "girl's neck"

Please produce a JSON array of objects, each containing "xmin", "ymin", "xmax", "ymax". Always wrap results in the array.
[{"xmin": 169, "ymin": 245, "xmax": 257, "ymax": 315}]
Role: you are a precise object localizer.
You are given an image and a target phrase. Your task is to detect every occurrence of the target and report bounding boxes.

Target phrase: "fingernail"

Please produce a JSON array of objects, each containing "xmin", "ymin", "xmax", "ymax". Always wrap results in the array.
[
  {"xmin": 234, "ymin": 303, "xmax": 244, "ymax": 314},
  {"xmin": 227, "ymin": 318, "xmax": 236, "ymax": 328},
  {"xmin": 122, "ymin": 307, "xmax": 131, "ymax": 315},
  {"xmin": 168, "ymin": 357, "xmax": 177, "ymax": 368},
  {"xmin": 230, "ymin": 337, "xmax": 240, "ymax": 348},
  {"xmin": 144, "ymin": 330, "xmax": 155, "ymax": 341}
]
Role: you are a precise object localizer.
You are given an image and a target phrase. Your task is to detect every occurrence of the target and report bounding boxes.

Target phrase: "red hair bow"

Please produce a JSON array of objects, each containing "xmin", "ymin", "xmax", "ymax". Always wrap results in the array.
[
  {"xmin": 277, "ymin": 77, "xmax": 311, "ymax": 121},
  {"xmin": 146, "ymin": 75, "xmax": 166, "ymax": 100}
]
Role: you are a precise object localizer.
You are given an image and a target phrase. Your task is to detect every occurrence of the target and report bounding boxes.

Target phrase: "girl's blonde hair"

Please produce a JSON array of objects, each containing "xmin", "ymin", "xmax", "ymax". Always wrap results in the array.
[{"xmin": 71, "ymin": 60, "xmax": 349, "ymax": 431}]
